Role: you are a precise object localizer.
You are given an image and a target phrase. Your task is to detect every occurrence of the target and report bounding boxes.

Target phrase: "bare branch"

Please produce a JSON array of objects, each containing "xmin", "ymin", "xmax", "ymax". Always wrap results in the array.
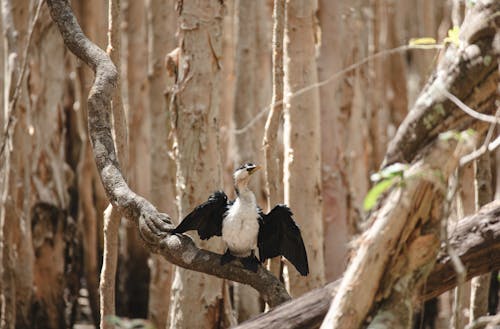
[{"xmin": 45, "ymin": 0, "xmax": 290, "ymax": 308}]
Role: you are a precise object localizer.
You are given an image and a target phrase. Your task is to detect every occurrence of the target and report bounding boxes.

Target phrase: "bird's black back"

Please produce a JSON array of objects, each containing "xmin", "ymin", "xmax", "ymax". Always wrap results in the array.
[
  {"xmin": 258, "ymin": 205, "xmax": 309, "ymax": 276},
  {"xmin": 171, "ymin": 191, "xmax": 229, "ymax": 240}
]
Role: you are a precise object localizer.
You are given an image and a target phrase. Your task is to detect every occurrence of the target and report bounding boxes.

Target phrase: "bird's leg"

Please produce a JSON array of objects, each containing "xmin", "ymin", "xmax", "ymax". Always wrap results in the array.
[
  {"xmin": 220, "ymin": 249, "xmax": 236, "ymax": 266},
  {"xmin": 241, "ymin": 250, "xmax": 260, "ymax": 272}
]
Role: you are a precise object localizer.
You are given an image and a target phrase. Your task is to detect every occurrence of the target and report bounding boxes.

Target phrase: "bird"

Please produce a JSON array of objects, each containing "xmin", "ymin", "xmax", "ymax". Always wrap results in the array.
[{"xmin": 171, "ymin": 163, "xmax": 309, "ymax": 276}]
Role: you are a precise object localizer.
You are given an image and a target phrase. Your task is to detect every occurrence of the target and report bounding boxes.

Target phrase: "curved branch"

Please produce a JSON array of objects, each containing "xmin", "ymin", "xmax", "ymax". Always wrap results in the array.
[{"xmin": 45, "ymin": 0, "xmax": 291, "ymax": 307}]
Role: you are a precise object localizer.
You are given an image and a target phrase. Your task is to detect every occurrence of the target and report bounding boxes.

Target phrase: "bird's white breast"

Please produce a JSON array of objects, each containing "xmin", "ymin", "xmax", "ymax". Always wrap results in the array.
[{"xmin": 222, "ymin": 191, "xmax": 260, "ymax": 257}]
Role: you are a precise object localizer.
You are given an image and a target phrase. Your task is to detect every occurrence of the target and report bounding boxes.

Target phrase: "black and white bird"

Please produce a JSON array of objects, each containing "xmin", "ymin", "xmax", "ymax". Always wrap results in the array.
[{"xmin": 171, "ymin": 163, "xmax": 309, "ymax": 276}]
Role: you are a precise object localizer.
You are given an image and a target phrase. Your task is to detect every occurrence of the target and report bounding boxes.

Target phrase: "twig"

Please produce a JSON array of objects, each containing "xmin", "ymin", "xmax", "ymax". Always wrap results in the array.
[
  {"xmin": 440, "ymin": 87, "xmax": 500, "ymax": 125},
  {"xmin": 460, "ymin": 108, "xmax": 500, "ymax": 166},
  {"xmin": 0, "ymin": 0, "xmax": 45, "ymax": 158},
  {"xmin": 233, "ymin": 44, "xmax": 442, "ymax": 135}
]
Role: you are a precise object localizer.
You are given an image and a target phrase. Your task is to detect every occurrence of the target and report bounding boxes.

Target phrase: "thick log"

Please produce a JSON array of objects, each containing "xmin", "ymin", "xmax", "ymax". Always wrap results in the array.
[{"xmin": 236, "ymin": 200, "xmax": 500, "ymax": 329}]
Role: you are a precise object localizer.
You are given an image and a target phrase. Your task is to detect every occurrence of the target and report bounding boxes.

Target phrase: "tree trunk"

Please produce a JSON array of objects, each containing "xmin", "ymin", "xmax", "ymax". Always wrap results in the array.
[
  {"xmin": 146, "ymin": 0, "xmax": 177, "ymax": 327},
  {"xmin": 316, "ymin": 0, "xmax": 350, "ymax": 282},
  {"xmin": 0, "ymin": 1, "xmax": 82, "ymax": 327},
  {"xmin": 167, "ymin": 1, "xmax": 225, "ymax": 328},
  {"xmin": 283, "ymin": 0, "xmax": 325, "ymax": 296},
  {"xmin": 119, "ymin": 0, "xmax": 151, "ymax": 317},
  {"xmin": 469, "ymin": 152, "xmax": 494, "ymax": 321},
  {"xmin": 232, "ymin": 0, "xmax": 271, "ymax": 320},
  {"xmin": 0, "ymin": 1, "xmax": 32, "ymax": 326},
  {"xmin": 73, "ymin": 0, "xmax": 109, "ymax": 324}
]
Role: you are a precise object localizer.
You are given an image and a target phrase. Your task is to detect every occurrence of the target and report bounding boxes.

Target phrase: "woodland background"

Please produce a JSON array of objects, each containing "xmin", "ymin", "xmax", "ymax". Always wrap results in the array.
[{"xmin": 0, "ymin": 0, "xmax": 498, "ymax": 328}]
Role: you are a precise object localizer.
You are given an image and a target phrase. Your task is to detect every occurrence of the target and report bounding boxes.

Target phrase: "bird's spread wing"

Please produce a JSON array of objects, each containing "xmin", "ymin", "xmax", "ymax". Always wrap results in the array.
[
  {"xmin": 258, "ymin": 205, "xmax": 309, "ymax": 276},
  {"xmin": 172, "ymin": 191, "xmax": 228, "ymax": 240}
]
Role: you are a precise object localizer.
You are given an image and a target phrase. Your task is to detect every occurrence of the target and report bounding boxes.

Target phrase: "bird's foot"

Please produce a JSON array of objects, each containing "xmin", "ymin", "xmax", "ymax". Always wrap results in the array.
[
  {"xmin": 221, "ymin": 249, "xmax": 236, "ymax": 266},
  {"xmin": 241, "ymin": 255, "xmax": 259, "ymax": 273}
]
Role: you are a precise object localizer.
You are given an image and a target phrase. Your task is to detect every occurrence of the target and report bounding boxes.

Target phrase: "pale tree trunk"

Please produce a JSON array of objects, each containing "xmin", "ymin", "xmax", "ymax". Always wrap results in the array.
[
  {"xmin": 119, "ymin": 0, "xmax": 151, "ymax": 317},
  {"xmin": 1, "ymin": 1, "xmax": 79, "ymax": 327},
  {"xmin": 369, "ymin": 0, "xmax": 408, "ymax": 167},
  {"xmin": 263, "ymin": 0, "xmax": 285, "ymax": 282},
  {"xmin": 283, "ymin": 0, "xmax": 325, "ymax": 296},
  {"xmin": 232, "ymin": 0, "xmax": 269, "ymax": 320},
  {"xmin": 100, "ymin": 0, "xmax": 127, "ymax": 326},
  {"xmin": 0, "ymin": 0, "xmax": 31, "ymax": 326},
  {"xmin": 73, "ymin": 0, "xmax": 109, "ymax": 324},
  {"xmin": 469, "ymin": 152, "xmax": 493, "ymax": 321},
  {"xmin": 233, "ymin": 0, "xmax": 260, "ymax": 166},
  {"xmin": 146, "ymin": 0, "xmax": 177, "ymax": 327},
  {"xmin": 316, "ymin": 0, "xmax": 350, "ymax": 281},
  {"xmin": 337, "ymin": 1, "xmax": 371, "ymax": 233},
  {"xmin": 167, "ymin": 0, "xmax": 225, "ymax": 328},
  {"xmin": 219, "ymin": 0, "xmax": 235, "ymax": 194}
]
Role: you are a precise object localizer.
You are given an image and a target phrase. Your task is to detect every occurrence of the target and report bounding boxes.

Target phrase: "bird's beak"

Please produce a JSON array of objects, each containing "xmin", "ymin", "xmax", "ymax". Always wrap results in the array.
[{"xmin": 250, "ymin": 165, "xmax": 262, "ymax": 175}]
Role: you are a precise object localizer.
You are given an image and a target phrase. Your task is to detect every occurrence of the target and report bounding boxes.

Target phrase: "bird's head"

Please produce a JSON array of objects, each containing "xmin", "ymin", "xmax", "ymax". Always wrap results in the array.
[{"xmin": 233, "ymin": 163, "xmax": 261, "ymax": 192}]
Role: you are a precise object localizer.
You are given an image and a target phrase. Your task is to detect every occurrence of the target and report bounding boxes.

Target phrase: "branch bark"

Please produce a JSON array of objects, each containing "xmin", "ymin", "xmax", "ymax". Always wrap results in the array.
[
  {"xmin": 45, "ymin": 0, "xmax": 291, "ymax": 309},
  {"xmin": 236, "ymin": 199, "xmax": 500, "ymax": 329}
]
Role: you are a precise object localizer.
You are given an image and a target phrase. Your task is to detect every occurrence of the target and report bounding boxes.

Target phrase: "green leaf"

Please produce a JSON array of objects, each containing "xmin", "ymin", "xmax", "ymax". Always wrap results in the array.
[
  {"xmin": 483, "ymin": 55, "xmax": 492, "ymax": 66},
  {"xmin": 444, "ymin": 26, "xmax": 460, "ymax": 46},
  {"xmin": 363, "ymin": 176, "xmax": 398, "ymax": 211},
  {"xmin": 409, "ymin": 37, "xmax": 437, "ymax": 46}
]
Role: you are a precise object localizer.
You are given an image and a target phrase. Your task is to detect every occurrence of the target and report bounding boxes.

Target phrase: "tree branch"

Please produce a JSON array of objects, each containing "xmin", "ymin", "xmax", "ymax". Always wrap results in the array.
[
  {"xmin": 236, "ymin": 199, "xmax": 500, "ymax": 329},
  {"xmin": 45, "ymin": 0, "xmax": 291, "ymax": 308},
  {"xmin": 383, "ymin": 0, "xmax": 499, "ymax": 167}
]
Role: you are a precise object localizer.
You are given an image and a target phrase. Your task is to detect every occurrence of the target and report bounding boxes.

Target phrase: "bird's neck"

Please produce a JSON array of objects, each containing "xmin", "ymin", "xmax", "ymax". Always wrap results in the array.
[{"xmin": 235, "ymin": 185, "xmax": 255, "ymax": 204}]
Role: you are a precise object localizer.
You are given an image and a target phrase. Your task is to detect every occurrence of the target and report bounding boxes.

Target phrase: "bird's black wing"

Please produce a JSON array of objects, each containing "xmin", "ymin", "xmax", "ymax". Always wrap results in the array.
[
  {"xmin": 171, "ymin": 191, "xmax": 228, "ymax": 240},
  {"xmin": 258, "ymin": 205, "xmax": 309, "ymax": 276}
]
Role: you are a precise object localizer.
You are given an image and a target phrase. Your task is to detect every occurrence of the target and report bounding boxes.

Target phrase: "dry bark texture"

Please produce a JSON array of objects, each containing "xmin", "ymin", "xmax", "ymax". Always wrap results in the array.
[
  {"xmin": 0, "ymin": 1, "xmax": 81, "ymax": 328},
  {"xmin": 283, "ymin": 0, "xmax": 325, "ymax": 296},
  {"xmin": 146, "ymin": 0, "xmax": 177, "ymax": 327},
  {"xmin": 166, "ymin": 1, "xmax": 225, "ymax": 328},
  {"xmin": 316, "ymin": 0, "xmax": 350, "ymax": 281}
]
